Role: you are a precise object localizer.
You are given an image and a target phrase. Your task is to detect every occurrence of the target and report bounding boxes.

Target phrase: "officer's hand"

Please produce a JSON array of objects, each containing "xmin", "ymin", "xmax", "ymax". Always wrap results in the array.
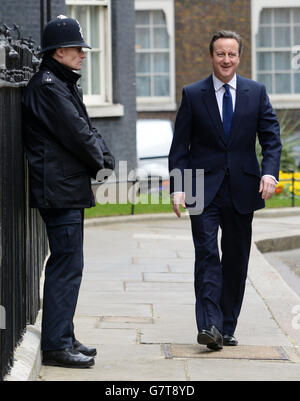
[{"xmin": 171, "ymin": 192, "xmax": 186, "ymax": 218}]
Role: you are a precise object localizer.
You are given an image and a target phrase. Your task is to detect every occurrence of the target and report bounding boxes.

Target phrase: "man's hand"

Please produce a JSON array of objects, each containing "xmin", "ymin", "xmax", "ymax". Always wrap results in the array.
[
  {"xmin": 259, "ymin": 176, "xmax": 276, "ymax": 201},
  {"xmin": 171, "ymin": 192, "xmax": 186, "ymax": 218}
]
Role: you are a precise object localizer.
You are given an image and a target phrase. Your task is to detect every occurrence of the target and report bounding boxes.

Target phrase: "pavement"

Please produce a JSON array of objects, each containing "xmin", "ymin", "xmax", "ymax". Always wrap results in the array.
[{"xmin": 7, "ymin": 209, "xmax": 300, "ymax": 381}]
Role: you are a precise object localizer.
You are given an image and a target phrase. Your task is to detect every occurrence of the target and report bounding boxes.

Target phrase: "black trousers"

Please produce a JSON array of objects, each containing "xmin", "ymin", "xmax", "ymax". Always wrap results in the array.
[
  {"xmin": 38, "ymin": 208, "xmax": 84, "ymax": 351},
  {"xmin": 190, "ymin": 175, "xmax": 253, "ymax": 336}
]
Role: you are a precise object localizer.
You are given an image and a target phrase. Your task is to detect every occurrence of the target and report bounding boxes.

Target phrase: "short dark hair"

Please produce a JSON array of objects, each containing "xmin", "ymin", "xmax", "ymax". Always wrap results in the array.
[
  {"xmin": 209, "ymin": 30, "xmax": 243, "ymax": 56},
  {"xmin": 42, "ymin": 49, "xmax": 56, "ymax": 60}
]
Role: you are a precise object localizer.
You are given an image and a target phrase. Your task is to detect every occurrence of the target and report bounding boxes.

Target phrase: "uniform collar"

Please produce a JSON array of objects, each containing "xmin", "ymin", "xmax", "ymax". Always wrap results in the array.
[{"xmin": 41, "ymin": 56, "xmax": 81, "ymax": 85}]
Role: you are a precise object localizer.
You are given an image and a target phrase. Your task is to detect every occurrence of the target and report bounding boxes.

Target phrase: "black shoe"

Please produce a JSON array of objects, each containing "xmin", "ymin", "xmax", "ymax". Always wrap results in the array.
[
  {"xmin": 197, "ymin": 325, "xmax": 223, "ymax": 351},
  {"xmin": 223, "ymin": 334, "xmax": 238, "ymax": 346},
  {"xmin": 42, "ymin": 348, "xmax": 95, "ymax": 368},
  {"xmin": 73, "ymin": 340, "xmax": 97, "ymax": 357}
]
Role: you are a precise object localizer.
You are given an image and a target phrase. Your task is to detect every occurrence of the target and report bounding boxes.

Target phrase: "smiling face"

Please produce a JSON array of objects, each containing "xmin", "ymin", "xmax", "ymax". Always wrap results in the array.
[
  {"xmin": 53, "ymin": 47, "xmax": 86, "ymax": 70},
  {"xmin": 211, "ymin": 38, "xmax": 240, "ymax": 83}
]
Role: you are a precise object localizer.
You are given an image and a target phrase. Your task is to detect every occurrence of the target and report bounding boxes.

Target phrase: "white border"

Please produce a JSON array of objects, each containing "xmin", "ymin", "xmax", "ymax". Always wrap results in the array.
[{"xmin": 66, "ymin": 0, "xmax": 109, "ymax": 5}]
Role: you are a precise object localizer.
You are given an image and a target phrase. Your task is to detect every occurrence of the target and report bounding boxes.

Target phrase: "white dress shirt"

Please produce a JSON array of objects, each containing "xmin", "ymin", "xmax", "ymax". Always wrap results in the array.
[
  {"xmin": 213, "ymin": 73, "xmax": 237, "ymax": 120},
  {"xmin": 212, "ymin": 73, "xmax": 277, "ymax": 184},
  {"xmin": 171, "ymin": 74, "xmax": 277, "ymax": 195}
]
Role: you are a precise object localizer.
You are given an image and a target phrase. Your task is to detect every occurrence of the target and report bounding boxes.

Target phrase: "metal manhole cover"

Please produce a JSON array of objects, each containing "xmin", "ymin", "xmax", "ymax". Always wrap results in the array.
[{"xmin": 164, "ymin": 344, "xmax": 290, "ymax": 361}]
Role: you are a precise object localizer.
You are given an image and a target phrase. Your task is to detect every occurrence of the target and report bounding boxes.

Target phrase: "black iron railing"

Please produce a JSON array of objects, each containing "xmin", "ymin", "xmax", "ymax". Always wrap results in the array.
[
  {"xmin": 0, "ymin": 24, "xmax": 47, "ymax": 381},
  {"xmin": 40, "ymin": 0, "xmax": 52, "ymax": 44},
  {"xmin": 91, "ymin": 177, "xmax": 166, "ymax": 215}
]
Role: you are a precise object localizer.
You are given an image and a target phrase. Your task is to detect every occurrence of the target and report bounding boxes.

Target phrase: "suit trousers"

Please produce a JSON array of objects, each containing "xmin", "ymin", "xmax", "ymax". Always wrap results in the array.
[
  {"xmin": 38, "ymin": 208, "xmax": 84, "ymax": 351},
  {"xmin": 190, "ymin": 175, "xmax": 253, "ymax": 336}
]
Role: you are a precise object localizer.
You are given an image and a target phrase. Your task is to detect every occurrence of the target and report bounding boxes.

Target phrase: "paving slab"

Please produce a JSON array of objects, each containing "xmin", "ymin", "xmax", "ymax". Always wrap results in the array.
[
  {"xmin": 83, "ymin": 263, "xmax": 170, "ymax": 273},
  {"xmin": 37, "ymin": 212, "xmax": 300, "ymax": 382},
  {"xmin": 78, "ymin": 303, "xmax": 153, "ymax": 318},
  {"xmin": 124, "ymin": 281, "xmax": 194, "ymax": 293},
  {"xmin": 143, "ymin": 272, "xmax": 193, "ymax": 283},
  {"xmin": 187, "ymin": 358, "xmax": 300, "ymax": 381},
  {"xmin": 40, "ymin": 358, "xmax": 187, "ymax": 382},
  {"xmin": 264, "ymin": 249, "xmax": 300, "ymax": 296},
  {"xmin": 79, "ymin": 280, "xmax": 125, "ymax": 292},
  {"xmin": 77, "ymin": 291, "xmax": 195, "ymax": 306},
  {"xmin": 83, "ymin": 272, "xmax": 143, "ymax": 281}
]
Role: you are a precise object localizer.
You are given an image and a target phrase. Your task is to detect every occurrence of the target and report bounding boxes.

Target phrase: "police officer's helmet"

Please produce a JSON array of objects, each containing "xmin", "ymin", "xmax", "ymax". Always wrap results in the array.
[{"xmin": 40, "ymin": 15, "xmax": 91, "ymax": 54}]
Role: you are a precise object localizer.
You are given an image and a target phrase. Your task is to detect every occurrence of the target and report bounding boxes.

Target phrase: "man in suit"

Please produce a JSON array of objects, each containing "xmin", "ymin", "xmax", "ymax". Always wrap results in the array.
[{"xmin": 168, "ymin": 30, "xmax": 281, "ymax": 350}]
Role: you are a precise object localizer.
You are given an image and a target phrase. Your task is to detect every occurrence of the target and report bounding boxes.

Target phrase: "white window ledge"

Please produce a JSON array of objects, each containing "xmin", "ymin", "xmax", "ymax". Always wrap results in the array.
[
  {"xmin": 86, "ymin": 103, "xmax": 124, "ymax": 118},
  {"xmin": 269, "ymin": 94, "xmax": 300, "ymax": 109},
  {"xmin": 137, "ymin": 102, "xmax": 177, "ymax": 112}
]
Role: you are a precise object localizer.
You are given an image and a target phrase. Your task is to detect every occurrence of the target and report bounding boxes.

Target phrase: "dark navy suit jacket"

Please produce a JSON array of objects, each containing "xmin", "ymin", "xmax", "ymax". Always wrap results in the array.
[{"xmin": 169, "ymin": 74, "xmax": 282, "ymax": 214}]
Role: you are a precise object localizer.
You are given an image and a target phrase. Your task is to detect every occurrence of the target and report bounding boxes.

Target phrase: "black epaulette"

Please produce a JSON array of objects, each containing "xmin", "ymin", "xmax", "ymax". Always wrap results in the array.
[{"xmin": 42, "ymin": 71, "xmax": 55, "ymax": 85}]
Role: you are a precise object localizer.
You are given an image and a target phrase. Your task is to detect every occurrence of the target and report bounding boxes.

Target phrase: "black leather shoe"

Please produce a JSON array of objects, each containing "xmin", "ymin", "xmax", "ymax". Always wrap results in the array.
[
  {"xmin": 197, "ymin": 325, "xmax": 223, "ymax": 351},
  {"xmin": 73, "ymin": 340, "xmax": 97, "ymax": 357},
  {"xmin": 42, "ymin": 348, "xmax": 95, "ymax": 368},
  {"xmin": 223, "ymin": 334, "xmax": 238, "ymax": 346}
]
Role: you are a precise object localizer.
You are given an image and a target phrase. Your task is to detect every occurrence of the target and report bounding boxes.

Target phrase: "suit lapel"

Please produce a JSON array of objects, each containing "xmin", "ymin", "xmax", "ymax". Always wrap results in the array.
[
  {"xmin": 227, "ymin": 75, "xmax": 250, "ymax": 147},
  {"xmin": 201, "ymin": 74, "xmax": 250, "ymax": 147},
  {"xmin": 201, "ymin": 75, "xmax": 227, "ymax": 146}
]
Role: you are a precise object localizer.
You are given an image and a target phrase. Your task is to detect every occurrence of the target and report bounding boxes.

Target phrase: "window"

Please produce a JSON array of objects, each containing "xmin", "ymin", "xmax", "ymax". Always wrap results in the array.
[
  {"xmin": 256, "ymin": 8, "xmax": 300, "ymax": 94},
  {"xmin": 66, "ymin": 0, "xmax": 123, "ymax": 117},
  {"xmin": 135, "ymin": 0, "xmax": 176, "ymax": 111},
  {"xmin": 136, "ymin": 10, "xmax": 170, "ymax": 98},
  {"xmin": 252, "ymin": 0, "xmax": 300, "ymax": 108}
]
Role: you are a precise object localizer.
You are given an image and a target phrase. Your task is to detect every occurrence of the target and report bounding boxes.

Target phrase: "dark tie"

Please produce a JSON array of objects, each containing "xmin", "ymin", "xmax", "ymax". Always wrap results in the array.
[{"xmin": 222, "ymin": 84, "xmax": 233, "ymax": 143}]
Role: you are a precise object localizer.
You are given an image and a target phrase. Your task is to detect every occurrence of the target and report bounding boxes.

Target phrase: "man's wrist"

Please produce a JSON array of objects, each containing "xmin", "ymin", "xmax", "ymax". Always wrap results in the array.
[
  {"xmin": 262, "ymin": 174, "xmax": 278, "ymax": 185},
  {"xmin": 171, "ymin": 191, "xmax": 185, "ymax": 196}
]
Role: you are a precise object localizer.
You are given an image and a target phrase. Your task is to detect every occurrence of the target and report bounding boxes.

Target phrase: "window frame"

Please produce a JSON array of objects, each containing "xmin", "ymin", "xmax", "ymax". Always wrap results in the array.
[
  {"xmin": 66, "ymin": 0, "xmax": 124, "ymax": 117},
  {"xmin": 252, "ymin": 0, "xmax": 300, "ymax": 108},
  {"xmin": 135, "ymin": 0, "xmax": 176, "ymax": 112}
]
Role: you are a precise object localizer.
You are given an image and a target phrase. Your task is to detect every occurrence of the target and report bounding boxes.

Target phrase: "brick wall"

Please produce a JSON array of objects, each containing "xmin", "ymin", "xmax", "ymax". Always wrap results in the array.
[
  {"xmin": 0, "ymin": 0, "xmax": 137, "ymax": 171},
  {"xmin": 0, "ymin": 0, "xmax": 66, "ymax": 46},
  {"xmin": 138, "ymin": 0, "xmax": 251, "ymax": 123},
  {"xmin": 175, "ymin": 0, "xmax": 251, "ymax": 106}
]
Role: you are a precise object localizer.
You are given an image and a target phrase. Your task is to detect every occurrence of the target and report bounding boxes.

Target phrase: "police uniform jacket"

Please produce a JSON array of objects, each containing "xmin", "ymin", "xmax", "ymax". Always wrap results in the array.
[{"xmin": 22, "ymin": 56, "xmax": 114, "ymax": 209}]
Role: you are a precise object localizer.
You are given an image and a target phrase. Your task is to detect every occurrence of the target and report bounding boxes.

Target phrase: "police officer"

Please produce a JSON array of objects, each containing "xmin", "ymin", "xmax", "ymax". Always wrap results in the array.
[{"xmin": 22, "ymin": 16, "xmax": 115, "ymax": 368}]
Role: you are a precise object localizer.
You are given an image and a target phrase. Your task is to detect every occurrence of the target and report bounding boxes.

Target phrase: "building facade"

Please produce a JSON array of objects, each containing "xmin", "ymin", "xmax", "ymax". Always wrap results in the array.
[
  {"xmin": 0, "ymin": 0, "xmax": 137, "ymax": 171},
  {"xmin": 1, "ymin": 0, "xmax": 300, "ymax": 171},
  {"xmin": 135, "ymin": 0, "xmax": 300, "ymax": 131}
]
